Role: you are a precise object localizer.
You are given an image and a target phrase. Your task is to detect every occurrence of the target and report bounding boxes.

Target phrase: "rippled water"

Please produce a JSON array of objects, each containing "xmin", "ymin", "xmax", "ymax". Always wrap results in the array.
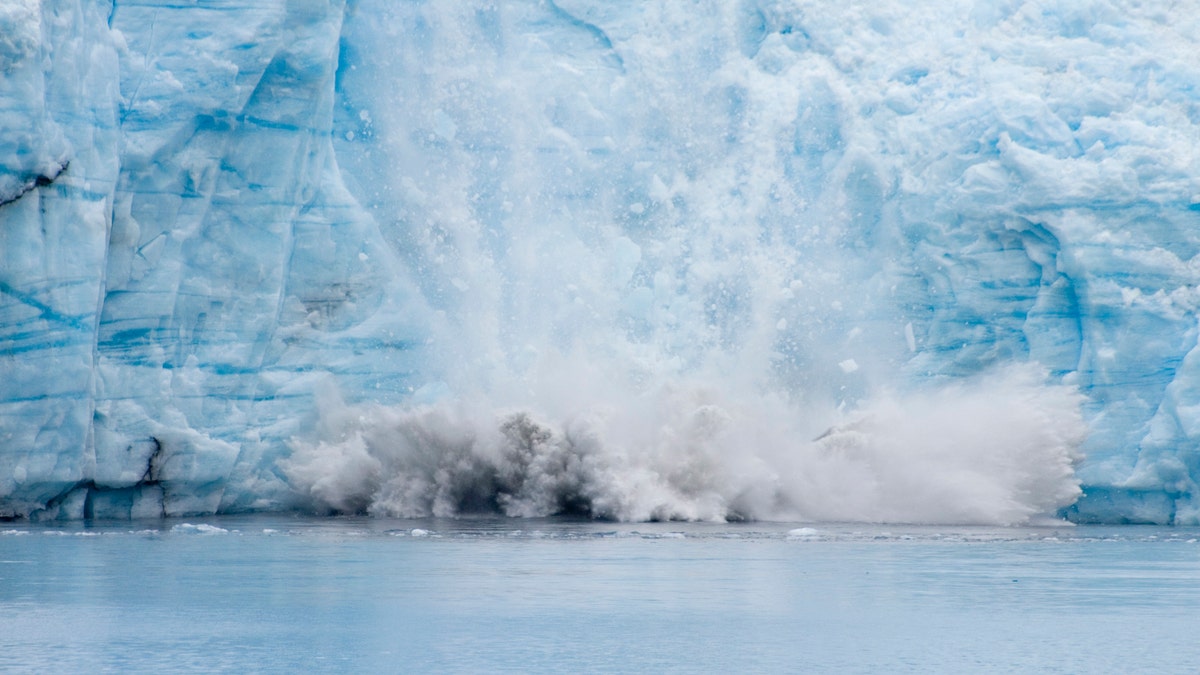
[{"xmin": 3, "ymin": 517, "xmax": 1199, "ymax": 673}]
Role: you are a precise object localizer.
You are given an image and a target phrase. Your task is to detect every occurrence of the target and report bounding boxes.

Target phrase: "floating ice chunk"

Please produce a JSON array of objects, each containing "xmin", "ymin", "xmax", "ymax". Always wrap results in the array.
[
  {"xmin": 170, "ymin": 524, "xmax": 229, "ymax": 535},
  {"xmin": 838, "ymin": 359, "xmax": 859, "ymax": 373}
]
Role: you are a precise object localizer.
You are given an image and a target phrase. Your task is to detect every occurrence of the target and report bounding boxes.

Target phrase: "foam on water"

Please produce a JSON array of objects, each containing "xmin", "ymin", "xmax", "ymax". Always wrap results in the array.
[{"xmin": 5, "ymin": 515, "xmax": 1198, "ymax": 545}]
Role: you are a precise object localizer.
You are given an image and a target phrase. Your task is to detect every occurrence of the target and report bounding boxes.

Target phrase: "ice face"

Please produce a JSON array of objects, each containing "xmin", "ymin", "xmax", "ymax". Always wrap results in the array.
[
  {"xmin": 1, "ymin": 0, "xmax": 430, "ymax": 518},
  {"xmin": 1, "ymin": 1, "xmax": 1198, "ymax": 524}
]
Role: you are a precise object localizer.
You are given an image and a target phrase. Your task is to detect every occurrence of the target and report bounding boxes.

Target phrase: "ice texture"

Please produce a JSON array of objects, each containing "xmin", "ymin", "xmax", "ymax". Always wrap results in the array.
[
  {"xmin": 2, "ymin": 0, "xmax": 432, "ymax": 519},
  {"xmin": 1, "ymin": 1, "xmax": 1198, "ymax": 524}
]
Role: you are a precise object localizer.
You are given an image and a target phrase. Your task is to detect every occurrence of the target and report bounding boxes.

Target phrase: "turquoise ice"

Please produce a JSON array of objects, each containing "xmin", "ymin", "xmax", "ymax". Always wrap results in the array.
[{"xmin": 1, "ymin": 1, "xmax": 1198, "ymax": 524}]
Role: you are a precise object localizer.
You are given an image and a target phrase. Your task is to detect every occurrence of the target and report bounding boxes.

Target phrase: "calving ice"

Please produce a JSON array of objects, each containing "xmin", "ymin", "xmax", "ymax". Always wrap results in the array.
[{"xmin": 1, "ymin": 0, "xmax": 1197, "ymax": 524}]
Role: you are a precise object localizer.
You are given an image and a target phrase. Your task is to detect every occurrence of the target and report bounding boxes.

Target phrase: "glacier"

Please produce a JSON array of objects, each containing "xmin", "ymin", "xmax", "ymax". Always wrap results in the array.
[{"xmin": 1, "ymin": 0, "xmax": 1198, "ymax": 524}]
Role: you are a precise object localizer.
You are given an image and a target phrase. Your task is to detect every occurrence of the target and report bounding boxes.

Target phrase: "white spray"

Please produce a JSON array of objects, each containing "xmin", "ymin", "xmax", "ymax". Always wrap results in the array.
[{"xmin": 286, "ymin": 1, "xmax": 1090, "ymax": 524}]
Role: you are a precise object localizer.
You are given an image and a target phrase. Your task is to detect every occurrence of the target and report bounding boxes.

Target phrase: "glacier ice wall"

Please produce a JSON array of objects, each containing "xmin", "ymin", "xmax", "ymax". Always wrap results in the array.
[
  {"xmin": 1, "ymin": 0, "xmax": 1199, "ymax": 523},
  {"xmin": 2, "ymin": 0, "xmax": 433, "ymax": 519}
]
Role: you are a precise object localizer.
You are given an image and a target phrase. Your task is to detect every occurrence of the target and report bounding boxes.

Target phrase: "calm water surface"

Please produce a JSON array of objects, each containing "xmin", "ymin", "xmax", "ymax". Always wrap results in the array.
[{"xmin": 2, "ymin": 516, "xmax": 1198, "ymax": 673}]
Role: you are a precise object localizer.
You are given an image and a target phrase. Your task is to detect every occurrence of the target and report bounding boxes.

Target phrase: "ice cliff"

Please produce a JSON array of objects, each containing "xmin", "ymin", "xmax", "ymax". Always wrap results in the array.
[{"xmin": 2, "ymin": 0, "xmax": 1198, "ymax": 524}]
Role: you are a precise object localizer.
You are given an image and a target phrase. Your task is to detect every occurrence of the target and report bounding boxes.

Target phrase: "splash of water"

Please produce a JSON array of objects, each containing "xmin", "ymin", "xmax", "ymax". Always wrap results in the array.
[
  {"xmin": 284, "ymin": 365, "xmax": 1084, "ymax": 524},
  {"xmin": 286, "ymin": 2, "xmax": 1091, "ymax": 524}
]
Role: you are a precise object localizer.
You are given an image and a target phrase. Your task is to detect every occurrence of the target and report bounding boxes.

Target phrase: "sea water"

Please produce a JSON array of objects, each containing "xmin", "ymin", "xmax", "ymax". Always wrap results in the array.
[{"xmin": 3, "ymin": 516, "xmax": 1199, "ymax": 673}]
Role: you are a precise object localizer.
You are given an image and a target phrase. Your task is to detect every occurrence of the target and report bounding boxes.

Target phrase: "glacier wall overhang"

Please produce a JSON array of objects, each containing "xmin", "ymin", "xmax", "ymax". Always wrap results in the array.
[{"xmin": 2, "ymin": 0, "xmax": 1199, "ymax": 523}]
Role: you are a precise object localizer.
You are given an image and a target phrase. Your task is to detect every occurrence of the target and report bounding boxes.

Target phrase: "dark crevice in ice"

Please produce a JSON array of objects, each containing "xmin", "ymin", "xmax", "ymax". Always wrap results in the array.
[
  {"xmin": 0, "ymin": 160, "xmax": 70, "ymax": 208},
  {"xmin": 144, "ymin": 437, "xmax": 164, "ymax": 484}
]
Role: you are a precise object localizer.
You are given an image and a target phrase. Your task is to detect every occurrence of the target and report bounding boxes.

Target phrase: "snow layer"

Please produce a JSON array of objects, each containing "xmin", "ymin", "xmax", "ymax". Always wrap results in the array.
[{"xmin": 1, "ymin": 0, "xmax": 1198, "ymax": 523}]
